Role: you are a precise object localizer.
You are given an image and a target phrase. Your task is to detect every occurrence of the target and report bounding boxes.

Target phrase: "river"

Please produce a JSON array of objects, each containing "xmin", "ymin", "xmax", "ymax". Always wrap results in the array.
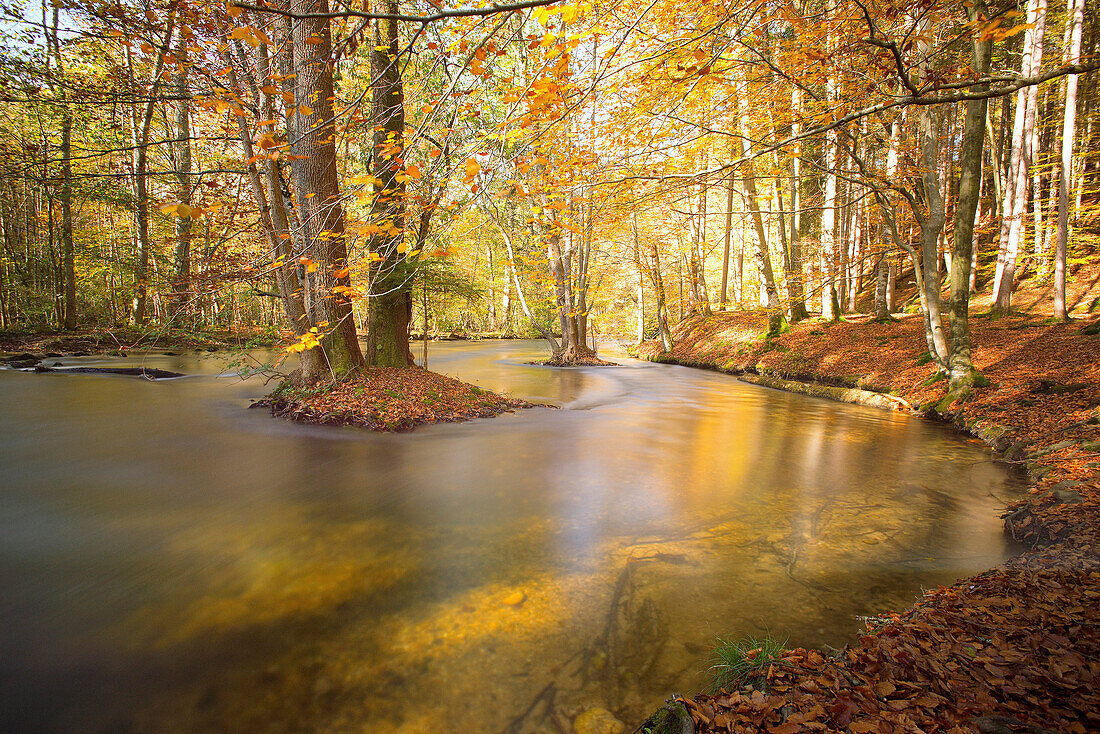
[{"xmin": 0, "ymin": 340, "xmax": 1024, "ymax": 733}]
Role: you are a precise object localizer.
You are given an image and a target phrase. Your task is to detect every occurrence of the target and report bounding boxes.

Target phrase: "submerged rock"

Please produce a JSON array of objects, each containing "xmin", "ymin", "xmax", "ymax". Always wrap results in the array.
[
  {"xmin": 502, "ymin": 591, "xmax": 526, "ymax": 607},
  {"xmin": 573, "ymin": 707, "xmax": 624, "ymax": 734},
  {"xmin": 33, "ymin": 366, "xmax": 185, "ymax": 379}
]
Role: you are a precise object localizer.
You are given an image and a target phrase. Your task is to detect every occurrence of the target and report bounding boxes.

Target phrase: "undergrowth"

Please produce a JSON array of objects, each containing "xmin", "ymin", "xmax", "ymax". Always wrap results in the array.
[{"xmin": 708, "ymin": 632, "xmax": 788, "ymax": 693}]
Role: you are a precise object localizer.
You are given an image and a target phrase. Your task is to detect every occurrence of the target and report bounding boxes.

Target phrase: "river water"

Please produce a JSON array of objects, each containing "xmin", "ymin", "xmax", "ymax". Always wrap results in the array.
[{"xmin": 0, "ymin": 340, "xmax": 1023, "ymax": 733}]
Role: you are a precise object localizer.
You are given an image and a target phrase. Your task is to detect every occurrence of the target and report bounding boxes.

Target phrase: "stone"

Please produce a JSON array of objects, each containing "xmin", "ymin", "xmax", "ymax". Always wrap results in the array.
[
  {"xmin": 502, "ymin": 590, "xmax": 526, "ymax": 607},
  {"xmin": 573, "ymin": 708, "xmax": 625, "ymax": 734},
  {"xmin": 637, "ymin": 699, "xmax": 695, "ymax": 734},
  {"xmin": 1051, "ymin": 489, "xmax": 1085, "ymax": 505},
  {"xmin": 1031, "ymin": 439, "xmax": 1077, "ymax": 457}
]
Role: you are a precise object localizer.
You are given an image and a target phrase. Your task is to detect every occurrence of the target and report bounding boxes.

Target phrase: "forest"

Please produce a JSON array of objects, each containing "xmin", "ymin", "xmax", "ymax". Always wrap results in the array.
[
  {"xmin": 0, "ymin": 0, "xmax": 1098, "ymax": 731},
  {"xmin": 1, "ymin": 0, "xmax": 1096, "ymax": 373}
]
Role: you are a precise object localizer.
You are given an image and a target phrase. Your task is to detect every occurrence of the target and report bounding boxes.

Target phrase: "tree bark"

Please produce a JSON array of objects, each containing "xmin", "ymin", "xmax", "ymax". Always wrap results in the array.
[
  {"xmin": 126, "ymin": 16, "xmax": 175, "ymax": 326},
  {"xmin": 291, "ymin": 0, "xmax": 366, "ymax": 378},
  {"xmin": 720, "ymin": 169, "xmax": 734, "ymax": 308},
  {"xmin": 1055, "ymin": 0, "xmax": 1084, "ymax": 319},
  {"xmin": 948, "ymin": 0, "xmax": 993, "ymax": 393},
  {"xmin": 48, "ymin": 7, "xmax": 76, "ymax": 330},
  {"xmin": 992, "ymin": 0, "xmax": 1046, "ymax": 312},
  {"xmin": 362, "ymin": 0, "xmax": 414, "ymax": 368},
  {"xmin": 172, "ymin": 33, "xmax": 192, "ymax": 324}
]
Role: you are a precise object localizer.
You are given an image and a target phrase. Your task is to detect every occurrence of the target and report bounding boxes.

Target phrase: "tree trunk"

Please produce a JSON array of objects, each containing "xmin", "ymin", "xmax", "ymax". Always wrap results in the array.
[
  {"xmin": 291, "ymin": 0, "xmax": 366, "ymax": 378},
  {"xmin": 173, "ymin": 33, "xmax": 192, "ymax": 324},
  {"xmin": 720, "ymin": 169, "xmax": 734, "ymax": 308},
  {"xmin": 948, "ymin": 0, "xmax": 993, "ymax": 393},
  {"xmin": 788, "ymin": 86, "xmax": 808, "ymax": 321},
  {"xmin": 634, "ymin": 210, "xmax": 672, "ymax": 350},
  {"xmin": 47, "ymin": 8, "xmax": 76, "ymax": 330},
  {"xmin": 126, "ymin": 17, "xmax": 175, "ymax": 326},
  {"xmin": 360, "ymin": 0, "xmax": 413, "ymax": 368},
  {"xmin": 1055, "ymin": 0, "xmax": 1084, "ymax": 319},
  {"xmin": 821, "ymin": 16, "xmax": 839, "ymax": 320},
  {"xmin": 874, "ymin": 256, "xmax": 889, "ymax": 319},
  {"xmin": 738, "ymin": 105, "xmax": 784, "ymax": 335},
  {"xmin": 992, "ymin": 0, "xmax": 1046, "ymax": 312}
]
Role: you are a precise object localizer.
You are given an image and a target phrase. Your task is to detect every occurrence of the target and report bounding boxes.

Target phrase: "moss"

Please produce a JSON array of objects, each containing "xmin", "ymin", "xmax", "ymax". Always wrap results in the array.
[{"xmin": 637, "ymin": 699, "xmax": 693, "ymax": 734}]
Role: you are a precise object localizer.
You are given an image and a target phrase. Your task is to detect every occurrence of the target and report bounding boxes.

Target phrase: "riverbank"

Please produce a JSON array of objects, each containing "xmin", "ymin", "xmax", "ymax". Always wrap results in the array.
[
  {"xmin": 633, "ymin": 311, "xmax": 1099, "ymax": 733},
  {"xmin": 263, "ymin": 366, "xmax": 537, "ymax": 431},
  {"xmin": 0, "ymin": 326, "xmax": 279, "ymax": 358}
]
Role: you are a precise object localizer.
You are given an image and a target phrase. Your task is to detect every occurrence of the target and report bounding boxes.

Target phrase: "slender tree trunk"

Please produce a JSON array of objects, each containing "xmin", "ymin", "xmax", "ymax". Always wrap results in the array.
[
  {"xmin": 173, "ymin": 33, "xmax": 192, "ymax": 324},
  {"xmin": 635, "ymin": 210, "xmax": 672, "ymax": 350},
  {"xmin": 1055, "ymin": 0, "xmax": 1084, "ymax": 319},
  {"xmin": 720, "ymin": 169, "xmax": 734, "ymax": 308},
  {"xmin": 992, "ymin": 0, "xmax": 1046, "ymax": 312},
  {"xmin": 738, "ymin": 105, "xmax": 783, "ymax": 335},
  {"xmin": 125, "ymin": 17, "xmax": 175, "ymax": 326},
  {"xmin": 788, "ymin": 87, "xmax": 808, "ymax": 320},
  {"xmin": 874, "ymin": 255, "xmax": 889, "ymax": 319},
  {"xmin": 493, "ymin": 218, "xmax": 558, "ymax": 353},
  {"xmin": 948, "ymin": 0, "xmax": 993, "ymax": 393},
  {"xmin": 821, "ymin": 15, "xmax": 839, "ymax": 320}
]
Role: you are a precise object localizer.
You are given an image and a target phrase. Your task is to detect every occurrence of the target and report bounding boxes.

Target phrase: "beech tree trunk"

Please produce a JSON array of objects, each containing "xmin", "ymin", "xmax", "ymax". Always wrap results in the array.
[
  {"xmin": 948, "ymin": 0, "xmax": 993, "ymax": 393},
  {"xmin": 788, "ymin": 86, "xmax": 808, "ymax": 321},
  {"xmin": 992, "ymin": 0, "xmax": 1046, "ymax": 312},
  {"xmin": 1055, "ymin": 0, "xmax": 1084, "ymax": 319},
  {"xmin": 125, "ymin": 17, "xmax": 174, "ymax": 326},
  {"xmin": 48, "ymin": 8, "xmax": 76, "ymax": 330},
  {"xmin": 173, "ymin": 33, "xmax": 192, "ymax": 323},
  {"xmin": 738, "ymin": 110, "xmax": 784, "ymax": 335},
  {"xmin": 634, "ymin": 209, "xmax": 672, "ymax": 350},
  {"xmin": 720, "ymin": 169, "xmax": 734, "ymax": 308}
]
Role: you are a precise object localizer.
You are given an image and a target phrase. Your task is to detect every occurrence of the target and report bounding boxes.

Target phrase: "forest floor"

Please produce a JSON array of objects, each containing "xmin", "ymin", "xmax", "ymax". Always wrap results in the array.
[
  {"xmin": 0, "ymin": 325, "xmax": 279, "ymax": 356},
  {"xmin": 263, "ymin": 366, "xmax": 537, "ymax": 432},
  {"xmin": 633, "ymin": 306, "xmax": 1100, "ymax": 734}
]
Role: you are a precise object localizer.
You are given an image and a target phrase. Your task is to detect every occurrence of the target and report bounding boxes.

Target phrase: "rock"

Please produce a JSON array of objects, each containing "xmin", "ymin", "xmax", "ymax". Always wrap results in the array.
[
  {"xmin": 573, "ymin": 708, "xmax": 625, "ymax": 734},
  {"xmin": 1082, "ymin": 441, "xmax": 1100, "ymax": 453},
  {"xmin": 637, "ymin": 699, "xmax": 694, "ymax": 734},
  {"xmin": 3, "ymin": 352, "xmax": 38, "ymax": 363},
  {"xmin": 8, "ymin": 359, "xmax": 39, "ymax": 368},
  {"xmin": 33, "ymin": 366, "xmax": 185, "ymax": 379},
  {"xmin": 1051, "ymin": 489, "xmax": 1085, "ymax": 505},
  {"xmin": 1031, "ymin": 439, "xmax": 1077, "ymax": 457},
  {"xmin": 1050, "ymin": 480, "xmax": 1085, "ymax": 491},
  {"xmin": 502, "ymin": 591, "xmax": 526, "ymax": 607}
]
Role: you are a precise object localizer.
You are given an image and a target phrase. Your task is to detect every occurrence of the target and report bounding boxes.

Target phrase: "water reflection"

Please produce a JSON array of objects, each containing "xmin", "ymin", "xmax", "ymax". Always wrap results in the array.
[{"xmin": 0, "ymin": 341, "xmax": 1023, "ymax": 733}]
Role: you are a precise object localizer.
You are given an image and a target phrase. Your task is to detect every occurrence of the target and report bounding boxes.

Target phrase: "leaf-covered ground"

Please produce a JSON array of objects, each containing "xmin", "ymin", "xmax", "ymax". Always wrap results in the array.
[
  {"xmin": 265, "ymin": 366, "xmax": 537, "ymax": 432},
  {"xmin": 635, "ymin": 310, "xmax": 1100, "ymax": 734},
  {"xmin": 0, "ymin": 326, "xmax": 279, "ymax": 355}
]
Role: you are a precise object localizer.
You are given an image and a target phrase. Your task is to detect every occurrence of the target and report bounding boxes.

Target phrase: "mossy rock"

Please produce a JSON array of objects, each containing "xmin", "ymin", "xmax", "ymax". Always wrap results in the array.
[{"xmin": 637, "ymin": 699, "xmax": 694, "ymax": 734}]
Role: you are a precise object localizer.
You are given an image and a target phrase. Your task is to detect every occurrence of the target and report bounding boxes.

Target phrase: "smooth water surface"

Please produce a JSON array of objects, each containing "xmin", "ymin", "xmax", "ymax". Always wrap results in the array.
[{"xmin": 0, "ymin": 341, "xmax": 1024, "ymax": 733}]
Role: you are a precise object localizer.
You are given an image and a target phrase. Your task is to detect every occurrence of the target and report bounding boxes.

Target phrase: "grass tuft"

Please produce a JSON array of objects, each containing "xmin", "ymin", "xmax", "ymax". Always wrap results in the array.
[{"xmin": 708, "ymin": 632, "xmax": 788, "ymax": 693}]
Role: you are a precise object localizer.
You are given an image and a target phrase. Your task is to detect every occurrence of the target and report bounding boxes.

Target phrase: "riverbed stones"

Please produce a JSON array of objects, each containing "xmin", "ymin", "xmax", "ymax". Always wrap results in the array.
[
  {"xmin": 573, "ymin": 707, "xmax": 624, "ymax": 734},
  {"xmin": 502, "ymin": 590, "xmax": 526, "ymax": 607}
]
